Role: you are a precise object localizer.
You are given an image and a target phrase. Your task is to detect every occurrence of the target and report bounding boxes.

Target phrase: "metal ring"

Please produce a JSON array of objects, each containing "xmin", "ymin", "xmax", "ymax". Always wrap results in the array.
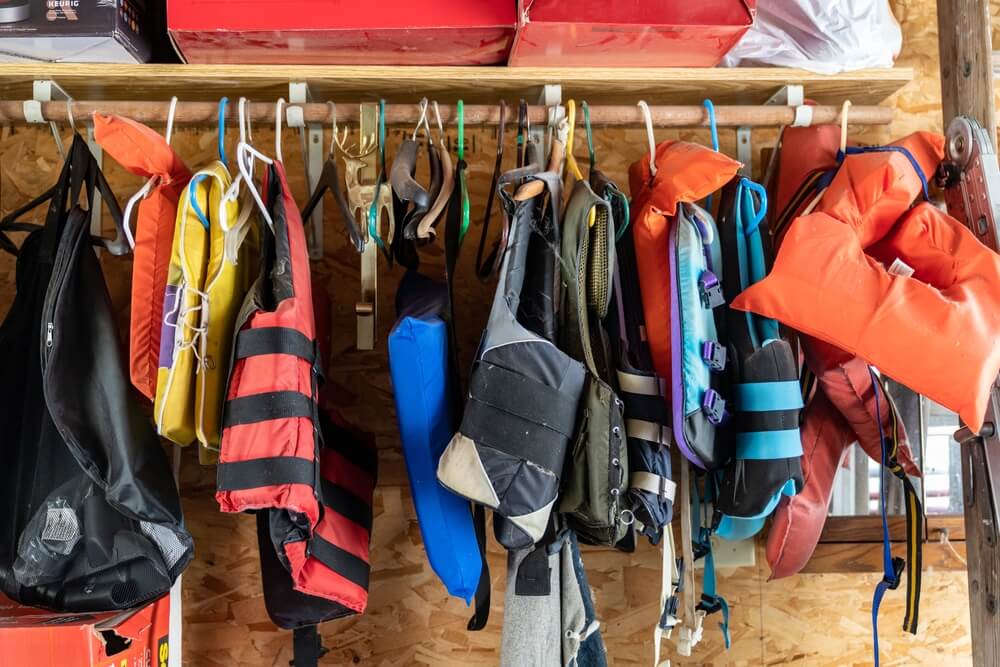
[{"xmin": 619, "ymin": 509, "xmax": 635, "ymax": 526}]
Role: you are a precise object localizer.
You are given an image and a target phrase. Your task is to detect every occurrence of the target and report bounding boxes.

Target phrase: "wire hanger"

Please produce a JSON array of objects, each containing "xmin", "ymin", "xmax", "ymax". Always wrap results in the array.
[
  {"xmin": 417, "ymin": 100, "xmax": 455, "ymax": 237},
  {"xmin": 637, "ymin": 100, "xmax": 657, "ymax": 179},
  {"xmin": 703, "ymin": 98, "xmax": 719, "ymax": 211},
  {"xmin": 456, "ymin": 99, "xmax": 471, "ymax": 245},
  {"xmin": 474, "ymin": 99, "xmax": 508, "ymax": 281},
  {"xmin": 234, "ymin": 98, "xmax": 275, "ymax": 231},
  {"xmin": 122, "ymin": 96, "xmax": 179, "ymax": 249},
  {"xmin": 584, "ymin": 100, "xmax": 630, "ymax": 240},
  {"xmin": 300, "ymin": 102, "xmax": 365, "ymax": 252},
  {"xmin": 566, "ymin": 99, "xmax": 596, "ymax": 228}
]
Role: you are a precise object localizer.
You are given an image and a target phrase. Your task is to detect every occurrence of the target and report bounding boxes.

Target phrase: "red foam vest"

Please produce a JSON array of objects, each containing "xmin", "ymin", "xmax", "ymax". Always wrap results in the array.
[{"xmin": 215, "ymin": 162, "xmax": 376, "ymax": 620}]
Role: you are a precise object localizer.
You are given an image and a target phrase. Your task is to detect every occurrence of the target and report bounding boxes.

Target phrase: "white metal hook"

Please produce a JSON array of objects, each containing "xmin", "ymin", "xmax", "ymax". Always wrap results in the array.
[
  {"xmin": 638, "ymin": 100, "xmax": 657, "ymax": 177},
  {"xmin": 432, "ymin": 100, "xmax": 446, "ymax": 147},
  {"xmin": 413, "ymin": 97, "xmax": 429, "ymax": 140},
  {"xmin": 839, "ymin": 100, "xmax": 852, "ymax": 154},
  {"xmin": 65, "ymin": 98, "xmax": 76, "ymax": 134},
  {"xmin": 165, "ymin": 96, "xmax": 178, "ymax": 145},
  {"xmin": 275, "ymin": 97, "xmax": 286, "ymax": 163}
]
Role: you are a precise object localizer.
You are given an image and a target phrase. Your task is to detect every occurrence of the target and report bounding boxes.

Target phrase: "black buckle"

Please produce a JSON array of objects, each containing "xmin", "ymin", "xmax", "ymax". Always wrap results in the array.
[
  {"xmin": 701, "ymin": 341, "xmax": 727, "ymax": 372},
  {"xmin": 699, "ymin": 271, "xmax": 725, "ymax": 309},
  {"xmin": 697, "ymin": 593, "xmax": 723, "ymax": 615},
  {"xmin": 883, "ymin": 557, "xmax": 906, "ymax": 591}
]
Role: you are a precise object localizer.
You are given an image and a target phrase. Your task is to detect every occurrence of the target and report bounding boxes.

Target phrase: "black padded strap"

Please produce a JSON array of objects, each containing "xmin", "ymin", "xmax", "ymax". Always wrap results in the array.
[
  {"xmin": 290, "ymin": 625, "xmax": 327, "ymax": 667},
  {"xmin": 320, "ymin": 479, "xmax": 373, "ymax": 532},
  {"xmin": 236, "ymin": 327, "xmax": 316, "ymax": 362},
  {"xmin": 467, "ymin": 503, "xmax": 491, "ymax": 631},
  {"xmin": 461, "ymin": 399, "xmax": 570, "ymax": 475},
  {"xmin": 217, "ymin": 456, "xmax": 315, "ymax": 491},
  {"xmin": 468, "ymin": 361, "xmax": 579, "ymax": 437},
  {"xmin": 735, "ymin": 409, "xmax": 800, "ymax": 433},
  {"xmin": 224, "ymin": 391, "xmax": 315, "ymax": 427},
  {"xmin": 308, "ymin": 534, "xmax": 370, "ymax": 590}
]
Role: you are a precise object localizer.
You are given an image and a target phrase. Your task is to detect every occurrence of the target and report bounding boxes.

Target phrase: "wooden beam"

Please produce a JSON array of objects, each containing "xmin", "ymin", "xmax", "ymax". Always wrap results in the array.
[{"xmin": 937, "ymin": 1, "xmax": 999, "ymax": 663}]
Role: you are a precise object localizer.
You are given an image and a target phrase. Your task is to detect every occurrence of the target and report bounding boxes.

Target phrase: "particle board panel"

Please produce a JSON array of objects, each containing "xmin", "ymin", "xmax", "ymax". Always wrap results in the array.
[{"xmin": 0, "ymin": 63, "xmax": 912, "ymax": 106}]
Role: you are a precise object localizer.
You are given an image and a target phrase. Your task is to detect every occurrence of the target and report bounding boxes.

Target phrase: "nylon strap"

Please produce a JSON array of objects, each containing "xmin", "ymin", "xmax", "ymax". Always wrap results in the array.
[
  {"xmin": 290, "ymin": 625, "xmax": 327, "ymax": 667},
  {"xmin": 235, "ymin": 326, "xmax": 316, "ymax": 362},
  {"xmin": 467, "ymin": 361, "xmax": 579, "ymax": 437},
  {"xmin": 223, "ymin": 390, "xmax": 315, "ymax": 428},
  {"xmin": 308, "ymin": 534, "xmax": 370, "ymax": 590},
  {"xmin": 217, "ymin": 456, "xmax": 315, "ymax": 491},
  {"xmin": 630, "ymin": 472, "xmax": 677, "ymax": 501},
  {"xmin": 461, "ymin": 399, "xmax": 571, "ymax": 474},
  {"xmin": 320, "ymin": 479, "xmax": 374, "ymax": 532},
  {"xmin": 467, "ymin": 503, "xmax": 491, "ymax": 630}
]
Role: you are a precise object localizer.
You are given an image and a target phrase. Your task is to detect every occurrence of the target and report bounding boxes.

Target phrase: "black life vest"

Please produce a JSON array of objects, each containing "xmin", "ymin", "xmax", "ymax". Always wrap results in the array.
[
  {"xmin": 437, "ymin": 143, "xmax": 586, "ymax": 550},
  {"xmin": 215, "ymin": 162, "xmax": 377, "ymax": 663},
  {"xmin": 0, "ymin": 136, "xmax": 192, "ymax": 612}
]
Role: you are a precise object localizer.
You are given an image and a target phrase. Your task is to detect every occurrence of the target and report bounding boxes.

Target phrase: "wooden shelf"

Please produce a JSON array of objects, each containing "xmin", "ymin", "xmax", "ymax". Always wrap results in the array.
[{"xmin": 0, "ymin": 63, "xmax": 913, "ymax": 106}]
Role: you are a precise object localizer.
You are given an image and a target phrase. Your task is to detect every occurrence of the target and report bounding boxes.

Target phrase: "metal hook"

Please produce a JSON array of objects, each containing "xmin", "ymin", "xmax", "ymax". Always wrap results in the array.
[
  {"xmin": 65, "ymin": 98, "xmax": 76, "ymax": 135},
  {"xmin": 275, "ymin": 98, "xmax": 286, "ymax": 163},
  {"xmin": 637, "ymin": 100, "xmax": 657, "ymax": 178},
  {"xmin": 413, "ymin": 97, "xmax": 430, "ymax": 141},
  {"xmin": 165, "ymin": 96, "xmax": 178, "ymax": 145}
]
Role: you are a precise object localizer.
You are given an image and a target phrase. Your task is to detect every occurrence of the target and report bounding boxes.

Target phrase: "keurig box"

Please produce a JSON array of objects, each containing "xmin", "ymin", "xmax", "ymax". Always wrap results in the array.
[{"xmin": 0, "ymin": 0, "xmax": 154, "ymax": 62}]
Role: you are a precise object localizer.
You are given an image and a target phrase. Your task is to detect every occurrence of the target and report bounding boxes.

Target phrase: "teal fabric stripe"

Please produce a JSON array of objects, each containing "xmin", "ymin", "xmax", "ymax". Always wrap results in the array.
[
  {"xmin": 735, "ymin": 380, "xmax": 804, "ymax": 413},
  {"xmin": 736, "ymin": 429, "xmax": 803, "ymax": 460}
]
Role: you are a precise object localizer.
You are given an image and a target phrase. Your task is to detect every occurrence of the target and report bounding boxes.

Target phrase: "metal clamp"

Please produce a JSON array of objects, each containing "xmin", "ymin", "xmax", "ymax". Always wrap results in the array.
[
  {"xmin": 288, "ymin": 82, "xmax": 324, "ymax": 259},
  {"xmin": 33, "ymin": 80, "xmax": 104, "ymax": 252},
  {"xmin": 737, "ymin": 84, "xmax": 808, "ymax": 177}
]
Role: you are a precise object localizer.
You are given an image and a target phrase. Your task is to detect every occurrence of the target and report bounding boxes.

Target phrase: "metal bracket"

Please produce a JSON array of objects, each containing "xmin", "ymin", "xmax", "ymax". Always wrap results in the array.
[
  {"xmin": 288, "ymin": 82, "xmax": 324, "ymax": 260},
  {"xmin": 32, "ymin": 80, "xmax": 104, "ymax": 251},
  {"xmin": 353, "ymin": 103, "xmax": 381, "ymax": 351},
  {"xmin": 534, "ymin": 84, "xmax": 564, "ymax": 159},
  {"xmin": 737, "ymin": 84, "xmax": 808, "ymax": 178}
]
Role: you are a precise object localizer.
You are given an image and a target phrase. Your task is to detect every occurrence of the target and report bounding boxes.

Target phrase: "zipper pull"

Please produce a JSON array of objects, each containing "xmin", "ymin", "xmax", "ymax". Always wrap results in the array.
[{"xmin": 45, "ymin": 323, "xmax": 54, "ymax": 348}]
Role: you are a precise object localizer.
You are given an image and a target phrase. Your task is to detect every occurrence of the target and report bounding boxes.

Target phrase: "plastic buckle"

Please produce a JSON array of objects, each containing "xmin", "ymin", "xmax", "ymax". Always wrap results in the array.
[
  {"xmin": 701, "ymin": 341, "xmax": 727, "ymax": 372},
  {"xmin": 697, "ymin": 593, "xmax": 723, "ymax": 615},
  {"xmin": 883, "ymin": 557, "xmax": 906, "ymax": 591},
  {"xmin": 698, "ymin": 271, "xmax": 725, "ymax": 309},
  {"xmin": 702, "ymin": 389, "xmax": 727, "ymax": 425}
]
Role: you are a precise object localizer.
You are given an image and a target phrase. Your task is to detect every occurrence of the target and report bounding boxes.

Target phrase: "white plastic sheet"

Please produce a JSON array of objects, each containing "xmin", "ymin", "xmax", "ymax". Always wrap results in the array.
[{"xmin": 721, "ymin": 0, "xmax": 902, "ymax": 74}]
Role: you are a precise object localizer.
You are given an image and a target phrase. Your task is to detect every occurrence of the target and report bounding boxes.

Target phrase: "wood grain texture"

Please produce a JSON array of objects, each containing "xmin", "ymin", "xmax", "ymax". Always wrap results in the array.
[
  {"xmin": 0, "ymin": 3, "xmax": 977, "ymax": 664},
  {"xmin": 0, "ymin": 63, "xmax": 912, "ymax": 106}
]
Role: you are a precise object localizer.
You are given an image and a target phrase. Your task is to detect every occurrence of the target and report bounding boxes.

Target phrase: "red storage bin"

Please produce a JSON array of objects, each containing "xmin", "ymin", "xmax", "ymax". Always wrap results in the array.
[
  {"xmin": 509, "ymin": 0, "xmax": 756, "ymax": 67},
  {"xmin": 168, "ymin": 0, "xmax": 515, "ymax": 65}
]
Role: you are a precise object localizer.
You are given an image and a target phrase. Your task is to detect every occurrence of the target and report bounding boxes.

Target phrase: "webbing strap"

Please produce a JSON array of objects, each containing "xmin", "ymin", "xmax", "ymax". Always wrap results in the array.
[
  {"xmin": 653, "ymin": 529, "xmax": 680, "ymax": 667},
  {"xmin": 290, "ymin": 625, "xmax": 327, "ymax": 667},
  {"xmin": 235, "ymin": 326, "xmax": 316, "ymax": 362},
  {"xmin": 217, "ymin": 456, "xmax": 314, "ymax": 491},
  {"xmin": 467, "ymin": 504, "xmax": 491, "ymax": 631},
  {"xmin": 631, "ymin": 472, "xmax": 677, "ymax": 501},
  {"xmin": 692, "ymin": 475, "xmax": 730, "ymax": 649},
  {"xmin": 869, "ymin": 368, "xmax": 922, "ymax": 667},
  {"xmin": 468, "ymin": 361, "xmax": 579, "ymax": 437},
  {"xmin": 223, "ymin": 390, "xmax": 315, "ymax": 427},
  {"xmin": 308, "ymin": 534, "xmax": 370, "ymax": 590},
  {"xmin": 733, "ymin": 380, "xmax": 803, "ymax": 413},
  {"xmin": 735, "ymin": 429, "xmax": 803, "ymax": 461},
  {"xmin": 320, "ymin": 479, "xmax": 373, "ymax": 532}
]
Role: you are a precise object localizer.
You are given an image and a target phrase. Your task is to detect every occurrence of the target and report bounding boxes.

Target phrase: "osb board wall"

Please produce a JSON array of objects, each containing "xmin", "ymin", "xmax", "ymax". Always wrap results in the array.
[{"xmin": 0, "ymin": 1, "xmax": 984, "ymax": 665}]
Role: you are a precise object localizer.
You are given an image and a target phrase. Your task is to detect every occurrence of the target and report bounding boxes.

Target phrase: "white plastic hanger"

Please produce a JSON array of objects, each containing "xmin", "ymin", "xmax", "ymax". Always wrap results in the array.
[
  {"xmin": 122, "ymin": 96, "xmax": 178, "ymax": 249},
  {"xmin": 638, "ymin": 100, "xmax": 657, "ymax": 178},
  {"xmin": 232, "ymin": 97, "xmax": 275, "ymax": 230}
]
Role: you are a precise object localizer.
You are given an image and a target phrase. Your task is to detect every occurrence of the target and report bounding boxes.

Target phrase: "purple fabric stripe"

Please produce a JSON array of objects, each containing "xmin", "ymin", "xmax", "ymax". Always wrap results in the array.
[
  {"xmin": 158, "ymin": 284, "xmax": 180, "ymax": 369},
  {"xmin": 668, "ymin": 217, "xmax": 706, "ymax": 469}
]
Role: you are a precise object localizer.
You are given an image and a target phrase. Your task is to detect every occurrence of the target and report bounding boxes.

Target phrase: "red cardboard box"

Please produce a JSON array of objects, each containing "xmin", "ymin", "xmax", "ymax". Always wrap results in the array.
[
  {"xmin": 509, "ymin": 0, "xmax": 756, "ymax": 67},
  {"xmin": 168, "ymin": 0, "xmax": 515, "ymax": 65},
  {"xmin": 0, "ymin": 594, "xmax": 171, "ymax": 667}
]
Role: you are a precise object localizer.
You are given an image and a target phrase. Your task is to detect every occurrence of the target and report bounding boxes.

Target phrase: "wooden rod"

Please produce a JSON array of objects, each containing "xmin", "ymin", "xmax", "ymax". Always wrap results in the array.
[{"xmin": 0, "ymin": 101, "xmax": 893, "ymax": 127}]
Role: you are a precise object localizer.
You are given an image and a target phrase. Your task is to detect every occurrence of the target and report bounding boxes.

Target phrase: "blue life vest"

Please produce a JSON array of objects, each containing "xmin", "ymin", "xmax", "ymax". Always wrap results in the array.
[{"xmin": 389, "ymin": 271, "xmax": 484, "ymax": 603}]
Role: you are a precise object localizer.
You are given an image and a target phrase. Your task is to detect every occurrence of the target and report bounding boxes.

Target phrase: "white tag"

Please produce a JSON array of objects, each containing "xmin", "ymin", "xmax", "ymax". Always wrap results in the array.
[
  {"xmin": 888, "ymin": 257, "xmax": 915, "ymax": 277},
  {"xmin": 42, "ymin": 507, "xmax": 79, "ymax": 543}
]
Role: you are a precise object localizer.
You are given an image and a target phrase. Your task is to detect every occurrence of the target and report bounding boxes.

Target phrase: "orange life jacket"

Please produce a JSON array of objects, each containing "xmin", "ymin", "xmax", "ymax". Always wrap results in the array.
[
  {"xmin": 734, "ymin": 131, "xmax": 1000, "ymax": 433},
  {"xmin": 93, "ymin": 114, "xmax": 191, "ymax": 400},
  {"xmin": 628, "ymin": 141, "xmax": 741, "ymax": 385}
]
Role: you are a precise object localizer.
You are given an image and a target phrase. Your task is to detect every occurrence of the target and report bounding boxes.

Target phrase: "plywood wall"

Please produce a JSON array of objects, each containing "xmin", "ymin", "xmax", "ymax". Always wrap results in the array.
[{"xmin": 0, "ymin": 1, "xmax": 983, "ymax": 665}]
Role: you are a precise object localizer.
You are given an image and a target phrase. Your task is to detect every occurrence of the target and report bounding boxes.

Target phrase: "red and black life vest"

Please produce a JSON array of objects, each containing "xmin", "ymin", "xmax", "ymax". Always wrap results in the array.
[{"xmin": 215, "ymin": 162, "xmax": 377, "ymax": 665}]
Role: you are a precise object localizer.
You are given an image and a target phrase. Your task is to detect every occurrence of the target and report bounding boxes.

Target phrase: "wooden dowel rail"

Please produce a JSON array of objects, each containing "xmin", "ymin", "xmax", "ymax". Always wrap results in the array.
[{"xmin": 0, "ymin": 101, "xmax": 893, "ymax": 127}]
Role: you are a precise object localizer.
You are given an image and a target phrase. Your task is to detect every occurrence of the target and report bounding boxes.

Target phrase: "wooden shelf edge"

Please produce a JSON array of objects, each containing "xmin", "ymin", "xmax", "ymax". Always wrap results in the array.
[{"xmin": 0, "ymin": 64, "xmax": 913, "ymax": 106}]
